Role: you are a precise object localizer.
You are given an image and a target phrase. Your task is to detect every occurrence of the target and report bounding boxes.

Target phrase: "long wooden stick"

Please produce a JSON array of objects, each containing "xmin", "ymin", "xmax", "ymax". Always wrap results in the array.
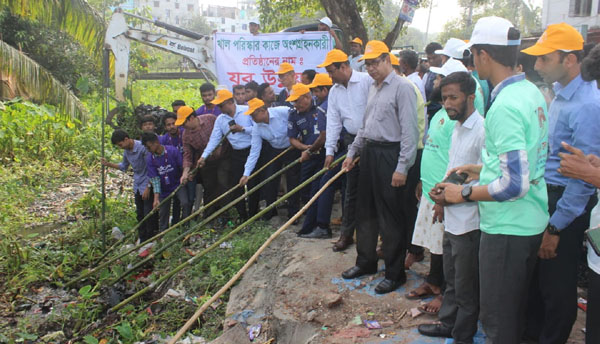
[
  {"xmin": 108, "ymin": 156, "xmax": 303, "ymax": 285},
  {"xmin": 94, "ymin": 130, "xmax": 233, "ymax": 264},
  {"xmin": 168, "ymin": 161, "xmax": 352, "ymax": 344},
  {"xmin": 66, "ymin": 154, "xmax": 301, "ymax": 288},
  {"xmin": 109, "ymin": 155, "xmax": 346, "ymax": 312}
]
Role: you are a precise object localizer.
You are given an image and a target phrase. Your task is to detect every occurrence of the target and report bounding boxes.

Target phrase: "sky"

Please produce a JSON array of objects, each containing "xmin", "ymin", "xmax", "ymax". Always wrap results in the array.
[{"xmin": 199, "ymin": 0, "xmax": 545, "ymax": 34}]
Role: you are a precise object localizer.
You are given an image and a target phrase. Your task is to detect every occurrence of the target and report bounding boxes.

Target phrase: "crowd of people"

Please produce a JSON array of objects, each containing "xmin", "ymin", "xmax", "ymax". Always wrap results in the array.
[{"xmin": 101, "ymin": 15, "xmax": 600, "ymax": 344}]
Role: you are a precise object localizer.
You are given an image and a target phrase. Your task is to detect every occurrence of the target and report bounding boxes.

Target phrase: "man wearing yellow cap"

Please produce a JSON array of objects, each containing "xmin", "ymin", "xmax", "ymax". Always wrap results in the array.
[
  {"xmin": 177, "ymin": 105, "xmax": 228, "ymax": 217},
  {"xmin": 521, "ymin": 23, "xmax": 600, "ymax": 344},
  {"xmin": 241, "ymin": 99, "xmax": 300, "ymax": 220},
  {"xmin": 435, "ymin": 17, "xmax": 549, "ymax": 343},
  {"xmin": 275, "ymin": 62, "xmax": 297, "ymax": 107},
  {"xmin": 348, "ymin": 37, "xmax": 365, "ymax": 72},
  {"xmin": 341, "ymin": 40, "xmax": 419, "ymax": 294},
  {"xmin": 318, "ymin": 48, "xmax": 373, "ymax": 252},
  {"xmin": 197, "ymin": 89, "xmax": 258, "ymax": 220}
]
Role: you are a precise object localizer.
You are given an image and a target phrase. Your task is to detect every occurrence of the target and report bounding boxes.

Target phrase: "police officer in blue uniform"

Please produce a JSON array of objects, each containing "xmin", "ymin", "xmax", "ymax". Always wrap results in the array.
[{"xmin": 286, "ymin": 83, "xmax": 330, "ymax": 238}]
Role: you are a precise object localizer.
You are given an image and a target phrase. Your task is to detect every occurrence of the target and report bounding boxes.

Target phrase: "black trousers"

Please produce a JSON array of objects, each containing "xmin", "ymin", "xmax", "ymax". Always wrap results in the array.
[
  {"xmin": 479, "ymin": 231, "xmax": 542, "ymax": 344},
  {"xmin": 355, "ymin": 142, "xmax": 407, "ymax": 281},
  {"xmin": 263, "ymin": 144, "xmax": 301, "ymax": 218},
  {"xmin": 229, "ymin": 147, "xmax": 259, "ymax": 220},
  {"xmin": 341, "ymin": 132, "xmax": 359, "ymax": 238},
  {"xmin": 405, "ymin": 149, "xmax": 424, "ymax": 255},
  {"xmin": 525, "ymin": 186, "xmax": 597, "ymax": 344},
  {"xmin": 426, "ymin": 253, "xmax": 445, "ymax": 288},
  {"xmin": 134, "ymin": 190, "xmax": 158, "ymax": 242},
  {"xmin": 439, "ymin": 230, "xmax": 480, "ymax": 343},
  {"xmin": 199, "ymin": 158, "xmax": 230, "ymax": 218},
  {"xmin": 588, "ymin": 268, "xmax": 600, "ymax": 344}
]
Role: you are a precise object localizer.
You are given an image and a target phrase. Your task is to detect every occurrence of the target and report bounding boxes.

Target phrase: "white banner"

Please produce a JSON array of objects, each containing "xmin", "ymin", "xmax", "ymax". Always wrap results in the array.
[{"xmin": 214, "ymin": 32, "xmax": 333, "ymax": 93}]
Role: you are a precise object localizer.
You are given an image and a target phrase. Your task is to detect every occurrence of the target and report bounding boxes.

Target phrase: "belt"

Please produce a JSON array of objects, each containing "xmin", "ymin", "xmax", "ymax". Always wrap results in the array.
[{"xmin": 365, "ymin": 139, "xmax": 400, "ymax": 147}]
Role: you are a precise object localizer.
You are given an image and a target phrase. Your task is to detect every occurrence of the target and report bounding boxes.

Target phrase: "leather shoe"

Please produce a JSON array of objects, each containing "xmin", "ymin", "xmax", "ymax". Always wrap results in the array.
[
  {"xmin": 332, "ymin": 235, "xmax": 354, "ymax": 252},
  {"xmin": 341, "ymin": 266, "xmax": 376, "ymax": 279},
  {"xmin": 300, "ymin": 227, "xmax": 332, "ymax": 239},
  {"xmin": 374, "ymin": 277, "xmax": 406, "ymax": 294},
  {"xmin": 417, "ymin": 323, "xmax": 452, "ymax": 338}
]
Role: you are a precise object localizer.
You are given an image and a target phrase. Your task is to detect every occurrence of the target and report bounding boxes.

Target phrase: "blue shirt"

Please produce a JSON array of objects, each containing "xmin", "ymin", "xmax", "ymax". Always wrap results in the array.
[
  {"xmin": 146, "ymin": 145, "xmax": 184, "ymax": 198},
  {"xmin": 118, "ymin": 140, "xmax": 150, "ymax": 195},
  {"xmin": 202, "ymin": 105, "xmax": 253, "ymax": 158},
  {"xmin": 243, "ymin": 106, "xmax": 291, "ymax": 176},
  {"xmin": 159, "ymin": 127, "xmax": 184, "ymax": 154},
  {"xmin": 545, "ymin": 74, "xmax": 600, "ymax": 230},
  {"xmin": 287, "ymin": 105, "xmax": 326, "ymax": 145}
]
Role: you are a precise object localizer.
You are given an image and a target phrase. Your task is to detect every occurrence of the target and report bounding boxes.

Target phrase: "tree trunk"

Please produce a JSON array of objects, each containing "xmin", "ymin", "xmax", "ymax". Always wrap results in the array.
[
  {"xmin": 320, "ymin": 0, "xmax": 369, "ymax": 46},
  {"xmin": 383, "ymin": 15, "xmax": 406, "ymax": 49}
]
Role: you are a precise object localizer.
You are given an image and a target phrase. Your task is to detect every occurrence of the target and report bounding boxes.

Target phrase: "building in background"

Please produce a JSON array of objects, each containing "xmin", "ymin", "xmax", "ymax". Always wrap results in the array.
[
  {"xmin": 131, "ymin": 0, "xmax": 199, "ymax": 27},
  {"xmin": 542, "ymin": 0, "xmax": 600, "ymax": 42},
  {"xmin": 201, "ymin": 1, "xmax": 258, "ymax": 33}
]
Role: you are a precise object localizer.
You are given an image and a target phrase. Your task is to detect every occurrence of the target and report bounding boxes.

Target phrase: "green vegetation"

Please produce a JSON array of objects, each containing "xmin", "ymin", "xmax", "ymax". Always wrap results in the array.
[{"xmin": 0, "ymin": 79, "xmax": 273, "ymax": 343}]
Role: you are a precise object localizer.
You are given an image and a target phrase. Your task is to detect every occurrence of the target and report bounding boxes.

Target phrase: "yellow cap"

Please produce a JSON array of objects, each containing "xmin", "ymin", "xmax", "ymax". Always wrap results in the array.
[
  {"xmin": 276, "ymin": 62, "xmax": 294, "ymax": 74},
  {"xmin": 308, "ymin": 73, "xmax": 333, "ymax": 88},
  {"xmin": 350, "ymin": 37, "xmax": 363, "ymax": 46},
  {"xmin": 244, "ymin": 98, "xmax": 265, "ymax": 115},
  {"xmin": 317, "ymin": 49, "xmax": 349, "ymax": 68},
  {"xmin": 521, "ymin": 23, "xmax": 584, "ymax": 56},
  {"xmin": 175, "ymin": 106, "xmax": 194, "ymax": 126},
  {"xmin": 390, "ymin": 54, "xmax": 400, "ymax": 66},
  {"xmin": 359, "ymin": 40, "xmax": 389, "ymax": 61},
  {"xmin": 286, "ymin": 83, "xmax": 311, "ymax": 102},
  {"xmin": 211, "ymin": 89, "xmax": 233, "ymax": 105}
]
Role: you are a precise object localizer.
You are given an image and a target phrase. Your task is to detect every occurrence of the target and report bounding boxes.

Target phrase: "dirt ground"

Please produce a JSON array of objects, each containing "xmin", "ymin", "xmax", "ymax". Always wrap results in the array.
[{"xmin": 220, "ymin": 204, "xmax": 587, "ymax": 344}]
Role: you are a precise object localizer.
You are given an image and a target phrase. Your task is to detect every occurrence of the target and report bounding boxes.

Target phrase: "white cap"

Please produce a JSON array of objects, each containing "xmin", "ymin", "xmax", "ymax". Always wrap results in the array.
[
  {"xmin": 319, "ymin": 17, "xmax": 333, "ymax": 28},
  {"xmin": 249, "ymin": 18, "xmax": 260, "ymax": 25},
  {"xmin": 466, "ymin": 16, "xmax": 521, "ymax": 47},
  {"xmin": 429, "ymin": 58, "xmax": 468, "ymax": 76},
  {"xmin": 435, "ymin": 38, "xmax": 468, "ymax": 59}
]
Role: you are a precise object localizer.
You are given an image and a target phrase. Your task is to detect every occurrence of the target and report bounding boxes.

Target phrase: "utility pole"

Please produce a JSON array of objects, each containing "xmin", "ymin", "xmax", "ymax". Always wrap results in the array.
[{"xmin": 424, "ymin": 0, "xmax": 434, "ymax": 43}]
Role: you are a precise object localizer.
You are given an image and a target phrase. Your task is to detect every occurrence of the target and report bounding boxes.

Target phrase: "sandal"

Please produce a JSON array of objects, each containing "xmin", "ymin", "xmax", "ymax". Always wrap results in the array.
[
  {"xmin": 418, "ymin": 295, "xmax": 443, "ymax": 315},
  {"xmin": 405, "ymin": 283, "xmax": 439, "ymax": 300}
]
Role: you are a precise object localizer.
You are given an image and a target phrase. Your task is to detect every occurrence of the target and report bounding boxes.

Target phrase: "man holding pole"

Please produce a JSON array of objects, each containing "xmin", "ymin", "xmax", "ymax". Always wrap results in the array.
[
  {"xmin": 198, "ymin": 89, "xmax": 258, "ymax": 220},
  {"xmin": 341, "ymin": 40, "xmax": 419, "ymax": 294},
  {"xmin": 240, "ymin": 99, "xmax": 300, "ymax": 220},
  {"xmin": 319, "ymin": 48, "xmax": 373, "ymax": 252}
]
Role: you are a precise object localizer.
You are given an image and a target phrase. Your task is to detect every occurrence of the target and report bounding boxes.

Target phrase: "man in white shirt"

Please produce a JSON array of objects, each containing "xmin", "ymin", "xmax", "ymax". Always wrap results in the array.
[
  {"xmin": 348, "ymin": 37, "xmax": 365, "ymax": 72},
  {"xmin": 318, "ymin": 49, "xmax": 373, "ymax": 251},
  {"xmin": 419, "ymin": 71, "xmax": 484, "ymax": 343}
]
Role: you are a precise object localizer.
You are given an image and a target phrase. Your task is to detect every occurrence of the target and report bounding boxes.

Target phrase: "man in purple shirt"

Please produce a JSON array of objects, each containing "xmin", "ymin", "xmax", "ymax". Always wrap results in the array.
[
  {"xmin": 195, "ymin": 83, "xmax": 222, "ymax": 116},
  {"xmin": 142, "ymin": 132, "xmax": 191, "ymax": 231},
  {"xmin": 101, "ymin": 129, "xmax": 158, "ymax": 241}
]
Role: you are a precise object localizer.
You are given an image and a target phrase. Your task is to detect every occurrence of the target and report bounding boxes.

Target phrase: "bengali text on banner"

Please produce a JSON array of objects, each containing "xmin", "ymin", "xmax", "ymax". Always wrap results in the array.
[{"xmin": 214, "ymin": 32, "xmax": 333, "ymax": 92}]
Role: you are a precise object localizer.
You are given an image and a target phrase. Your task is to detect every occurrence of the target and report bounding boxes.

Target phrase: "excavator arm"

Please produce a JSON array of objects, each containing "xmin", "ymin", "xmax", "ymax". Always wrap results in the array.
[{"xmin": 105, "ymin": 9, "xmax": 217, "ymax": 102}]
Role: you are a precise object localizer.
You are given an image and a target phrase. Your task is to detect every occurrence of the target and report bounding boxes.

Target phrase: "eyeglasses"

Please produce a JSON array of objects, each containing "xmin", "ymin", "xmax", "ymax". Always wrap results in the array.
[{"xmin": 364, "ymin": 56, "xmax": 385, "ymax": 69}]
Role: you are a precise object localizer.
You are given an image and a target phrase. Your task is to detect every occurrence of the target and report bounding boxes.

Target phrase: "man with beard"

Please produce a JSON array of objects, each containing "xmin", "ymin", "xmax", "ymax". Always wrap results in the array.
[{"xmin": 418, "ymin": 71, "xmax": 484, "ymax": 342}]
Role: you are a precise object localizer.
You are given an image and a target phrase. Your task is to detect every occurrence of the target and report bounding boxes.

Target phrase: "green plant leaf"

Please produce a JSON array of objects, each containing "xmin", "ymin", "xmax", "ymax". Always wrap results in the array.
[
  {"xmin": 116, "ymin": 322, "xmax": 134, "ymax": 341},
  {"xmin": 83, "ymin": 335, "xmax": 99, "ymax": 344}
]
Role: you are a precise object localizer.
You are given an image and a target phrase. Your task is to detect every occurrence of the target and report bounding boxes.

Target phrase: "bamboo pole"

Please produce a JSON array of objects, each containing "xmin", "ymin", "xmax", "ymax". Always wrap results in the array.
[
  {"xmin": 94, "ymin": 145, "xmax": 292, "ymax": 265},
  {"xmin": 94, "ymin": 130, "xmax": 233, "ymax": 264},
  {"xmin": 168, "ymin": 161, "xmax": 352, "ymax": 344},
  {"xmin": 108, "ymin": 155, "xmax": 304, "ymax": 285},
  {"xmin": 109, "ymin": 155, "xmax": 346, "ymax": 312},
  {"xmin": 66, "ymin": 151, "xmax": 299, "ymax": 288}
]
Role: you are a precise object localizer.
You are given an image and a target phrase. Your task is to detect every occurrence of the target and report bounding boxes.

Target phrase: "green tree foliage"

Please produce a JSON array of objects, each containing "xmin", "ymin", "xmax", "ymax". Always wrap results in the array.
[
  {"xmin": 258, "ymin": 0, "xmax": 428, "ymax": 48},
  {"xmin": 0, "ymin": 10, "xmax": 100, "ymax": 95},
  {"xmin": 0, "ymin": 0, "xmax": 105, "ymax": 60},
  {"xmin": 439, "ymin": 0, "xmax": 541, "ymax": 44}
]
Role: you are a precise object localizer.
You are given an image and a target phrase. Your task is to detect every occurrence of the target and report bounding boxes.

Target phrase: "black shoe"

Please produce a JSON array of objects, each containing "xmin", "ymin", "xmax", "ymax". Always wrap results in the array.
[
  {"xmin": 341, "ymin": 266, "xmax": 376, "ymax": 279},
  {"xmin": 300, "ymin": 227, "xmax": 332, "ymax": 239},
  {"xmin": 417, "ymin": 323, "xmax": 453, "ymax": 338},
  {"xmin": 296, "ymin": 227, "xmax": 314, "ymax": 236},
  {"xmin": 374, "ymin": 278, "xmax": 406, "ymax": 294}
]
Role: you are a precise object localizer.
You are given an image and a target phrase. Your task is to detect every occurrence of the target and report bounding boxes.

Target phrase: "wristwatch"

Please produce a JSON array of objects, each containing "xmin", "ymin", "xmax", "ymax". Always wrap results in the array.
[
  {"xmin": 546, "ymin": 223, "xmax": 560, "ymax": 236},
  {"xmin": 461, "ymin": 185, "xmax": 473, "ymax": 202}
]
